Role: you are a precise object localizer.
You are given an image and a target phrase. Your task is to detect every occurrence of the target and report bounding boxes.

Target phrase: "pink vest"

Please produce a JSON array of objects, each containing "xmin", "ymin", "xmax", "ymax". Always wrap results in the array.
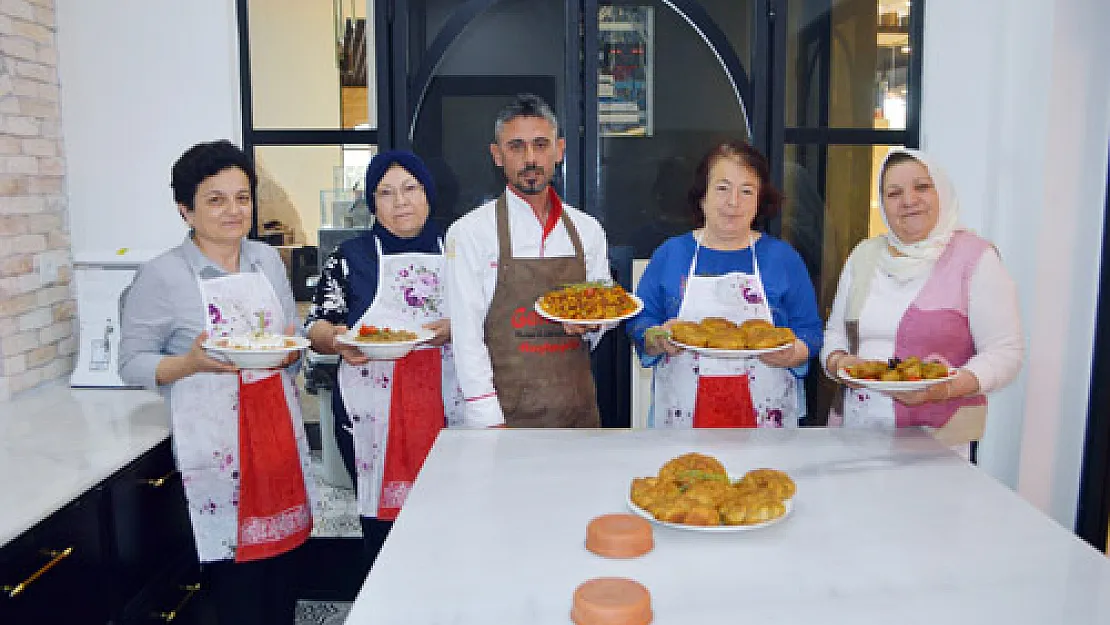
[{"xmin": 893, "ymin": 230, "xmax": 989, "ymax": 427}]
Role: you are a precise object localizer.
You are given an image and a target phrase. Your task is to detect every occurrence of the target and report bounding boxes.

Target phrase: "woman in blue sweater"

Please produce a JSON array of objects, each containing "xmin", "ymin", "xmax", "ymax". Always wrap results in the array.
[{"xmin": 627, "ymin": 140, "xmax": 822, "ymax": 428}]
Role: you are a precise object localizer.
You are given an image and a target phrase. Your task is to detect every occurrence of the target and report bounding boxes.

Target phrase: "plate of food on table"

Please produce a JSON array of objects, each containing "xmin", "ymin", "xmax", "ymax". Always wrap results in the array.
[
  {"xmin": 204, "ymin": 333, "xmax": 309, "ymax": 368},
  {"xmin": 660, "ymin": 317, "xmax": 796, "ymax": 359},
  {"xmin": 534, "ymin": 281, "xmax": 644, "ymax": 325},
  {"xmin": 627, "ymin": 452, "xmax": 795, "ymax": 532},
  {"xmin": 838, "ymin": 356, "xmax": 957, "ymax": 392},
  {"xmin": 336, "ymin": 324, "xmax": 435, "ymax": 360}
]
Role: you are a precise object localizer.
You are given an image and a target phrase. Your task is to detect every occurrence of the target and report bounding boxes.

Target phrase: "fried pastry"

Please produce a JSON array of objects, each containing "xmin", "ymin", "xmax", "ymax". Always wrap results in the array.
[
  {"xmin": 700, "ymin": 317, "xmax": 738, "ymax": 332},
  {"xmin": 738, "ymin": 319, "xmax": 774, "ymax": 332},
  {"xmin": 670, "ymin": 321, "xmax": 710, "ymax": 347},
  {"xmin": 682, "ymin": 503, "xmax": 721, "ymax": 526},
  {"xmin": 683, "ymin": 479, "xmax": 731, "ymax": 506},
  {"xmin": 658, "ymin": 452, "xmax": 728, "ymax": 487},
  {"xmin": 631, "ymin": 453, "xmax": 794, "ymax": 529},
  {"xmin": 740, "ymin": 468, "xmax": 797, "ymax": 500}
]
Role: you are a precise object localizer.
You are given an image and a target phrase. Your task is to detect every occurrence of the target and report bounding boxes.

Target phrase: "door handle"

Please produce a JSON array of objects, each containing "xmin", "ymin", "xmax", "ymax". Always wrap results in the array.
[
  {"xmin": 141, "ymin": 469, "xmax": 179, "ymax": 488},
  {"xmin": 2, "ymin": 546, "xmax": 74, "ymax": 598},
  {"xmin": 152, "ymin": 583, "xmax": 202, "ymax": 622}
]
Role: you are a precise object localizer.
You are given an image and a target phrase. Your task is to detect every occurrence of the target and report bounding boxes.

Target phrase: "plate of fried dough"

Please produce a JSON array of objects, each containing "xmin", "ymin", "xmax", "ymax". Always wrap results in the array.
[
  {"xmin": 668, "ymin": 318, "xmax": 796, "ymax": 359},
  {"xmin": 627, "ymin": 452, "xmax": 795, "ymax": 532},
  {"xmin": 838, "ymin": 356, "xmax": 956, "ymax": 392}
]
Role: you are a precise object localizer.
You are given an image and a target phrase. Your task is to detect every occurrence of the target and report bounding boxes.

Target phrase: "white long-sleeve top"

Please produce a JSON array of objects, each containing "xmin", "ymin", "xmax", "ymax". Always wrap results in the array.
[
  {"xmin": 445, "ymin": 188, "xmax": 613, "ymax": 427},
  {"xmin": 822, "ymin": 247, "xmax": 1024, "ymax": 395}
]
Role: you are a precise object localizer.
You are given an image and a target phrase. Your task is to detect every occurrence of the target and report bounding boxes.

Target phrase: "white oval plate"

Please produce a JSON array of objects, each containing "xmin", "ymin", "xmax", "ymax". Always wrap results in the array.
[
  {"xmin": 669, "ymin": 339, "xmax": 793, "ymax": 360},
  {"xmin": 533, "ymin": 293, "xmax": 644, "ymax": 326},
  {"xmin": 203, "ymin": 336, "xmax": 309, "ymax": 369},
  {"xmin": 336, "ymin": 328, "xmax": 435, "ymax": 360},
  {"xmin": 838, "ymin": 368, "xmax": 957, "ymax": 392},
  {"xmin": 626, "ymin": 493, "xmax": 793, "ymax": 533}
]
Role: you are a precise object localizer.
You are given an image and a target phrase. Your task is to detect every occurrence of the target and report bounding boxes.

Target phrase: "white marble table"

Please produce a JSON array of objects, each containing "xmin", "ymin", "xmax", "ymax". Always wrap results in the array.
[
  {"xmin": 346, "ymin": 428, "xmax": 1110, "ymax": 624},
  {"xmin": 0, "ymin": 385, "xmax": 169, "ymax": 546}
]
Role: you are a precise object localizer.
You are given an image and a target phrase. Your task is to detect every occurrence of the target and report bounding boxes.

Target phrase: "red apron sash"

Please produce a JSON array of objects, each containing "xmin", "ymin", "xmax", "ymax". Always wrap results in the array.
[
  {"xmin": 235, "ymin": 371, "xmax": 312, "ymax": 563},
  {"xmin": 693, "ymin": 375, "xmax": 757, "ymax": 428},
  {"xmin": 377, "ymin": 348, "xmax": 446, "ymax": 521}
]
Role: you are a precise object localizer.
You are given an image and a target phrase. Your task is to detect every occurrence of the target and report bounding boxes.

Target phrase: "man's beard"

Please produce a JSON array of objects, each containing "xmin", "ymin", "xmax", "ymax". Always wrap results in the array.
[{"xmin": 511, "ymin": 166, "xmax": 548, "ymax": 195}]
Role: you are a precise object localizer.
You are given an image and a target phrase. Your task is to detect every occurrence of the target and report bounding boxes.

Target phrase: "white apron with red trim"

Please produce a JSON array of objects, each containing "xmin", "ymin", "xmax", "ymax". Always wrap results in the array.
[
  {"xmin": 338, "ymin": 237, "xmax": 464, "ymax": 517},
  {"xmin": 650, "ymin": 234, "xmax": 801, "ymax": 428},
  {"xmin": 169, "ymin": 270, "xmax": 316, "ymax": 563}
]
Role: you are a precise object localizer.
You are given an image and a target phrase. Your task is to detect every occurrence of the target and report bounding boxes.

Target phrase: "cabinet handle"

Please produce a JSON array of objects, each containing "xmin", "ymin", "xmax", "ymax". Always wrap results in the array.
[
  {"xmin": 2, "ymin": 546, "xmax": 74, "ymax": 598},
  {"xmin": 152, "ymin": 583, "xmax": 201, "ymax": 622},
  {"xmin": 141, "ymin": 469, "xmax": 178, "ymax": 488}
]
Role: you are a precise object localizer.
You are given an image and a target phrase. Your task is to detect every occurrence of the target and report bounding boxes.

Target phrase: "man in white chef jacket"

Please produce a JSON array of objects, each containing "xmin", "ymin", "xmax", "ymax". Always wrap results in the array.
[{"xmin": 445, "ymin": 93, "xmax": 613, "ymax": 429}]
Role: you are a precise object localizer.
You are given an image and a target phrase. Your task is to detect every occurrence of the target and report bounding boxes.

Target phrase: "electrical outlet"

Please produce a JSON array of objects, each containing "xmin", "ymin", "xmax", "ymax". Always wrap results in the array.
[{"xmin": 35, "ymin": 254, "xmax": 59, "ymax": 285}]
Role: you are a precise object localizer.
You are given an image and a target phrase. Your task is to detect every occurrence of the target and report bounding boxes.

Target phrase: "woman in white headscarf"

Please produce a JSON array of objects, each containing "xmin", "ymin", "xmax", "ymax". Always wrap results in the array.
[{"xmin": 821, "ymin": 148, "xmax": 1024, "ymax": 447}]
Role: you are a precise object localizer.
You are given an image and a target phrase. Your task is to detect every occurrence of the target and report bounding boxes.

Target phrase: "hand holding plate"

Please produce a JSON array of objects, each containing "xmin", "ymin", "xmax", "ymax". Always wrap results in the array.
[
  {"xmin": 332, "ymin": 325, "xmax": 370, "ymax": 366},
  {"xmin": 422, "ymin": 318, "xmax": 451, "ymax": 346}
]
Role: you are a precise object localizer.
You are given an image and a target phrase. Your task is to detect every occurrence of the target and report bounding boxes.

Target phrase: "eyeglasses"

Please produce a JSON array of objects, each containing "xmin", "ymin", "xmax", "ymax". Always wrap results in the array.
[{"xmin": 373, "ymin": 181, "xmax": 424, "ymax": 206}]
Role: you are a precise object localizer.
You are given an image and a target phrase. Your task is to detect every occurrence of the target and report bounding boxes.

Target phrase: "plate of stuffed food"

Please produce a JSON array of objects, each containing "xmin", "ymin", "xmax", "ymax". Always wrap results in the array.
[
  {"xmin": 336, "ymin": 324, "xmax": 434, "ymax": 360},
  {"xmin": 534, "ymin": 281, "xmax": 643, "ymax": 325},
  {"xmin": 665, "ymin": 318, "xmax": 796, "ymax": 359},
  {"xmin": 627, "ymin": 452, "xmax": 795, "ymax": 532},
  {"xmin": 204, "ymin": 334, "xmax": 309, "ymax": 368},
  {"xmin": 838, "ymin": 356, "xmax": 956, "ymax": 392}
]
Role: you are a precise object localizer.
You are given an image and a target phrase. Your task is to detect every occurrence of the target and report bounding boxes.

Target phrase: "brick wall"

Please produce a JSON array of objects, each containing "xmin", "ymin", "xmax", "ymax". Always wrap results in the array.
[{"xmin": 0, "ymin": 0, "xmax": 74, "ymax": 401}]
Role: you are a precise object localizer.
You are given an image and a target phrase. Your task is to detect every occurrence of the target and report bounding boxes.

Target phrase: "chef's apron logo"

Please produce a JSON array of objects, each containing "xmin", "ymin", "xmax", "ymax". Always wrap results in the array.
[{"xmin": 510, "ymin": 306, "xmax": 579, "ymax": 352}]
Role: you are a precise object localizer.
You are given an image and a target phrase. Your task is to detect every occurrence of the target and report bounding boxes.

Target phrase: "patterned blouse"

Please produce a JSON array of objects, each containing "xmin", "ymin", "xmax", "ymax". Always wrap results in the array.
[
  {"xmin": 305, "ymin": 249, "xmax": 351, "ymax": 329},
  {"xmin": 304, "ymin": 222, "xmax": 445, "ymax": 331}
]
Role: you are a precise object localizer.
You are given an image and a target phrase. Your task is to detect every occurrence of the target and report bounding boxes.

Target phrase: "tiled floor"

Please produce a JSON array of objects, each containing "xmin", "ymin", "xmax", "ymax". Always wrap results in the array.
[
  {"xmin": 295, "ymin": 600, "xmax": 352, "ymax": 625},
  {"xmin": 295, "ymin": 454, "xmax": 359, "ymax": 624},
  {"xmin": 308, "ymin": 451, "xmax": 361, "ymax": 539}
]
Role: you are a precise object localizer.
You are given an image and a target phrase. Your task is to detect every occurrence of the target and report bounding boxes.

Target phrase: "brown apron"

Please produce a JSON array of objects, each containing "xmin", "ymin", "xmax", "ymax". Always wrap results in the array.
[{"xmin": 483, "ymin": 193, "xmax": 601, "ymax": 428}]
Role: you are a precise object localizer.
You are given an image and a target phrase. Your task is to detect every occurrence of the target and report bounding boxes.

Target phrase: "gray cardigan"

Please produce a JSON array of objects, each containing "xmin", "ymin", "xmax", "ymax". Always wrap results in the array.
[{"xmin": 118, "ymin": 235, "xmax": 299, "ymax": 391}]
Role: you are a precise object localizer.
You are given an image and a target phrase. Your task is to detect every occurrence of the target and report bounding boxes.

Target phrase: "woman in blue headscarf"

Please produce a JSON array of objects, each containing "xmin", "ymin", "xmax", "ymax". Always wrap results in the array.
[{"xmin": 305, "ymin": 150, "xmax": 463, "ymax": 562}]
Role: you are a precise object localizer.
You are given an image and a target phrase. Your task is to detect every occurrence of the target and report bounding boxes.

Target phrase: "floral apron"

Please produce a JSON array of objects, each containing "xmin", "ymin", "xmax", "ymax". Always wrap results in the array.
[
  {"xmin": 338, "ymin": 236, "xmax": 464, "ymax": 519},
  {"xmin": 169, "ymin": 270, "xmax": 315, "ymax": 563},
  {"xmin": 651, "ymin": 234, "xmax": 800, "ymax": 428}
]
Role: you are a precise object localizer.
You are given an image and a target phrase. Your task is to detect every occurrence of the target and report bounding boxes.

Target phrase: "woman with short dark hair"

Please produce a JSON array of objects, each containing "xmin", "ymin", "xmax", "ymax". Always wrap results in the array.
[
  {"xmin": 120, "ymin": 139, "xmax": 313, "ymax": 625},
  {"xmin": 627, "ymin": 140, "xmax": 822, "ymax": 428}
]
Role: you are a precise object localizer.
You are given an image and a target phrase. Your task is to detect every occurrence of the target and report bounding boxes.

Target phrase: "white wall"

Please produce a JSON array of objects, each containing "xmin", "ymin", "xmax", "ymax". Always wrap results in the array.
[
  {"xmin": 55, "ymin": 0, "xmax": 242, "ymax": 260},
  {"xmin": 922, "ymin": 0, "xmax": 1110, "ymax": 527}
]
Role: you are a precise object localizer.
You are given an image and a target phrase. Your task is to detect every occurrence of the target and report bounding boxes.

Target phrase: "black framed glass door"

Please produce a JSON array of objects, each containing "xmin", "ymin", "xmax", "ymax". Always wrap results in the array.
[{"xmin": 375, "ymin": 0, "xmax": 766, "ymax": 237}]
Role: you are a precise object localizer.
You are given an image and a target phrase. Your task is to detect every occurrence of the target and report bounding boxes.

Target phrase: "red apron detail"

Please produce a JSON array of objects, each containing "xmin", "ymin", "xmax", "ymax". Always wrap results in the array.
[
  {"xmin": 693, "ymin": 375, "xmax": 757, "ymax": 428},
  {"xmin": 235, "ymin": 371, "xmax": 312, "ymax": 563},
  {"xmin": 377, "ymin": 348, "xmax": 446, "ymax": 521}
]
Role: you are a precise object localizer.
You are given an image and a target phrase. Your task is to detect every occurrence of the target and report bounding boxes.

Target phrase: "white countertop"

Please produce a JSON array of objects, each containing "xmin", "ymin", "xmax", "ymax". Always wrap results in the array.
[
  {"xmin": 346, "ymin": 428, "xmax": 1110, "ymax": 624},
  {"xmin": 0, "ymin": 384, "xmax": 170, "ymax": 547}
]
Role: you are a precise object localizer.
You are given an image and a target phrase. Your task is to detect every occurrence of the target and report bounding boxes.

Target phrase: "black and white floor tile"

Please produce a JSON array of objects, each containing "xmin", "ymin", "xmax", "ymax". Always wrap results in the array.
[
  {"xmin": 295, "ymin": 600, "xmax": 352, "ymax": 625},
  {"xmin": 308, "ymin": 452, "xmax": 362, "ymax": 539}
]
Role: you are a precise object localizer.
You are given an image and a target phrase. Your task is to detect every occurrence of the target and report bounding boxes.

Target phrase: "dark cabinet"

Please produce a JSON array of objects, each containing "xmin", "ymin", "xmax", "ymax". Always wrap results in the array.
[
  {"xmin": 107, "ymin": 442, "xmax": 193, "ymax": 606},
  {"xmin": 0, "ymin": 488, "xmax": 109, "ymax": 624},
  {"xmin": 0, "ymin": 439, "xmax": 206, "ymax": 625}
]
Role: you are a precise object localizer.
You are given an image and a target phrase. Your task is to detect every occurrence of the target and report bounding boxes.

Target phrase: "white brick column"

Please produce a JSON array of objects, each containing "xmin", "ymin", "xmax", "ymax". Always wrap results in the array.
[{"xmin": 0, "ymin": 0, "xmax": 75, "ymax": 400}]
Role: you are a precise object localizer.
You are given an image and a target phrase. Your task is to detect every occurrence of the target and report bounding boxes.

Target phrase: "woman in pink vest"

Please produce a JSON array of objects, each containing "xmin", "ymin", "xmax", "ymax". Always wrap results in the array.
[{"xmin": 822, "ymin": 148, "xmax": 1024, "ymax": 448}]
